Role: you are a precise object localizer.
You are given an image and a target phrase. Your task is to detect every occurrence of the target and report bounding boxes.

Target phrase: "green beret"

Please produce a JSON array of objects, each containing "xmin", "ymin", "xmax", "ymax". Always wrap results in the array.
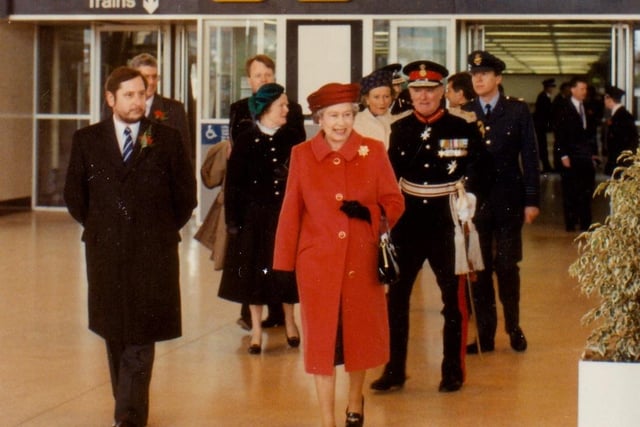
[{"xmin": 249, "ymin": 83, "xmax": 285, "ymax": 119}]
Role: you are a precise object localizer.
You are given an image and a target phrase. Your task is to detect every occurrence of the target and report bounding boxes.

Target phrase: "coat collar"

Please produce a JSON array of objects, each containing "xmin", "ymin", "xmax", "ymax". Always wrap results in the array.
[
  {"xmin": 310, "ymin": 129, "xmax": 365, "ymax": 162},
  {"xmin": 101, "ymin": 117, "xmax": 153, "ymax": 174},
  {"xmin": 472, "ymin": 95, "xmax": 506, "ymax": 122}
]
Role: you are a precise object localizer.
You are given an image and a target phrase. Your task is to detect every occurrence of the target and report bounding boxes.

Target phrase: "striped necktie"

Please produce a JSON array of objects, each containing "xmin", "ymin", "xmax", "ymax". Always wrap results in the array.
[{"xmin": 123, "ymin": 127, "xmax": 133, "ymax": 162}]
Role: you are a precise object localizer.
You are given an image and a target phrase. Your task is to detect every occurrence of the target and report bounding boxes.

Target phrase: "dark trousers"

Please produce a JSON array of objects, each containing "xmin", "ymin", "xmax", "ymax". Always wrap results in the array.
[
  {"xmin": 473, "ymin": 210, "xmax": 524, "ymax": 347},
  {"xmin": 535, "ymin": 126, "xmax": 553, "ymax": 171},
  {"xmin": 106, "ymin": 341, "xmax": 155, "ymax": 427},
  {"xmin": 560, "ymin": 158, "xmax": 595, "ymax": 231},
  {"xmin": 385, "ymin": 198, "xmax": 466, "ymax": 381}
]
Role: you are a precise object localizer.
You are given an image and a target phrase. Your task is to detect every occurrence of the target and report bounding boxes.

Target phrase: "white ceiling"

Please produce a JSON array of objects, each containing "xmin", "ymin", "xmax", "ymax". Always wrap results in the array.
[{"xmin": 482, "ymin": 22, "xmax": 612, "ymax": 75}]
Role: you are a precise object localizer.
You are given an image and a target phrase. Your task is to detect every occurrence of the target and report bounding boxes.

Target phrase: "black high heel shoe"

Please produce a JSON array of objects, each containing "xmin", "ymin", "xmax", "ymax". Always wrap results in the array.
[
  {"xmin": 345, "ymin": 397, "xmax": 364, "ymax": 427},
  {"xmin": 286, "ymin": 325, "xmax": 300, "ymax": 348},
  {"xmin": 286, "ymin": 335, "xmax": 300, "ymax": 348},
  {"xmin": 248, "ymin": 335, "xmax": 262, "ymax": 354}
]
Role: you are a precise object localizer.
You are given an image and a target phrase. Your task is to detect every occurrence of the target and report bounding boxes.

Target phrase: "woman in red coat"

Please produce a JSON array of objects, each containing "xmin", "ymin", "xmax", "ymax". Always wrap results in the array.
[{"xmin": 274, "ymin": 82, "xmax": 404, "ymax": 427}]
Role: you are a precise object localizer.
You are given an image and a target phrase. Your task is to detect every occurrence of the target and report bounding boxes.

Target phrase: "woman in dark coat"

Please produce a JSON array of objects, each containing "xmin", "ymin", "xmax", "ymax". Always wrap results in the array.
[
  {"xmin": 274, "ymin": 83, "xmax": 404, "ymax": 427},
  {"xmin": 218, "ymin": 83, "xmax": 304, "ymax": 354}
]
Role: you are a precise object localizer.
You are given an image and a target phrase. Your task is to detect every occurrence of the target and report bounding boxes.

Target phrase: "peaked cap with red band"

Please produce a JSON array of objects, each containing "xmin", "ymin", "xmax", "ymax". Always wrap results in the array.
[
  {"xmin": 307, "ymin": 82, "xmax": 361, "ymax": 114},
  {"xmin": 403, "ymin": 60, "xmax": 448, "ymax": 88}
]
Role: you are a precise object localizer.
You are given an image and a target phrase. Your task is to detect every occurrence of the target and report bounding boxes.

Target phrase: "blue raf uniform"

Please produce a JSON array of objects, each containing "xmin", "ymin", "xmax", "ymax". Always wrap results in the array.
[{"xmin": 464, "ymin": 50, "xmax": 540, "ymax": 354}]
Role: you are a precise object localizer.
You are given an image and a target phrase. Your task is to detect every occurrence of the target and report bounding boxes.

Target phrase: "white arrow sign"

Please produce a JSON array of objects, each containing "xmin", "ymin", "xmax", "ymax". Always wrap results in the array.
[{"xmin": 143, "ymin": 0, "xmax": 159, "ymax": 14}]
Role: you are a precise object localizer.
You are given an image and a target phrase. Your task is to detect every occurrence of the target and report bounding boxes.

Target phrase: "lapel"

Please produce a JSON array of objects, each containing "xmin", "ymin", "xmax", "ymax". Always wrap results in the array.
[
  {"xmin": 148, "ymin": 95, "xmax": 166, "ymax": 122},
  {"xmin": 126, "ymin": 118, "xmax": 153, "ymax": 171},
  {"xmin": 100, "ymin": 119, "xmax": 128, "ymax": 171},
  {"xmin": 491, "ymin": 96, "xmax": 506, "ymax": 121}
]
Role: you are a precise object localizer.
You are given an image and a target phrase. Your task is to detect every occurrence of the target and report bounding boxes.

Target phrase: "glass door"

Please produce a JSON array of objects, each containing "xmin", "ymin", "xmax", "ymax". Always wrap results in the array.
[
  {"xmin": 387, "ymin": 19, "xmax": 455, "ymax": 74},
  {"xmin": 611, "ymin": 23, "xmax": 633, "ymax": 111},
  {"xmin": 198, "ymin": 19, "xmax": 277, "ymax": 222},
  {"xmin": 94, "ymin": 25, "xmax": 172, "ymax": 121}
]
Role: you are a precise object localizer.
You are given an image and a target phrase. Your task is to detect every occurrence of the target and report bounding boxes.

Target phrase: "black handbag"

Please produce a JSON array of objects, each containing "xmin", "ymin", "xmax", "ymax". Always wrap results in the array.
[{"xmin": 378, "ymin": 214, "xmax": 400, "ymax": 285}]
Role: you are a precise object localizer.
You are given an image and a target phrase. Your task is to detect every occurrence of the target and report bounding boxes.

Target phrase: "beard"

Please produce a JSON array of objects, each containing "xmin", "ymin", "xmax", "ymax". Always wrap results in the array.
[{"xmin": 116, "ymin": 108, "xmax": 145, "ymax": 124}]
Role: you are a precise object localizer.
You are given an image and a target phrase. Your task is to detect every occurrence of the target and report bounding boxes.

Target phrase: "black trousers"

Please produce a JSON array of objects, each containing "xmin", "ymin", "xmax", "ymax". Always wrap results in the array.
[
  {"xmin": 535, "ymin": 125, "xmax": 553, "ymax": 171},
  {"xmin": 560, "ymin": 158, "xmax": 595, "ymax": 231},
  {"xmin": 473, "ymin": 208, "xmax": 524, "ymax": 347},
  {"xmin": 385, "ymin": 197, "xmax": 466, "ymax": 382},
  {"xmin": 106, "ymin": 340, "xmax": 155, "ymax": 427}
]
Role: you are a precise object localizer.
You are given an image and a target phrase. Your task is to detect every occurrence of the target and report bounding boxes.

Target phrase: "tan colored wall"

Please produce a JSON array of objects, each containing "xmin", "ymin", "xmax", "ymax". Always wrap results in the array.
[{"xmin": 0, "ymin": 21, "xmax": 34, "ymax": 202}]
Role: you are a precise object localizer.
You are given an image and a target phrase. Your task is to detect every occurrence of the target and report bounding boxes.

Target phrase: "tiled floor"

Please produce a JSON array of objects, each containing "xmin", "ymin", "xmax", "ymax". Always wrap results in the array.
[{"xmin": 0, "ymin": 173, "xmax": 604, "ymax": 426}]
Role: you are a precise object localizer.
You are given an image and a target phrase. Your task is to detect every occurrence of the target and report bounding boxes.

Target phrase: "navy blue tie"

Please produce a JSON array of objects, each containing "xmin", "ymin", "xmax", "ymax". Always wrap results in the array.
[
  {"xmin": 123, "ymin": 127, "xmax": 133, "ymax": 163},
  {"xmin": 485, "ymin": 104, "xmax": 492, "ymax": 118}
]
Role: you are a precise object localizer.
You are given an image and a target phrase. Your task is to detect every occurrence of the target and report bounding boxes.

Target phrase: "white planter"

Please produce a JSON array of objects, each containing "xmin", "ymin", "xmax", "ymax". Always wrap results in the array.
[{"xmin": 578, "ymin": 360, "xmax": 640, "ymax": 426}]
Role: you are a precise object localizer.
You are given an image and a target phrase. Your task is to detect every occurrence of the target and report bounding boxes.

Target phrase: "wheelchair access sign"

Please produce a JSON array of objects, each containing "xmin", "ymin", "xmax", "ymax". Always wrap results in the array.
[{"xmin": 201, "ymin": 123, "xmax": 229, "ymax": 145}]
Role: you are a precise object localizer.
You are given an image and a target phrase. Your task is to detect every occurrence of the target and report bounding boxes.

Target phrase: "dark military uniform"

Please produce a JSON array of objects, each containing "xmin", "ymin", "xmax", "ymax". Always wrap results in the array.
[
  {"xmin": 603, "ymin": 86, "xmax": 638, "ymax": 175},
  {"xmin": 464, "ymin": 52, "xmax": 540, "ymax": 352},
  {"xmin": 383, "ymin": 107, "xmax": 487, "ymax": 390}
]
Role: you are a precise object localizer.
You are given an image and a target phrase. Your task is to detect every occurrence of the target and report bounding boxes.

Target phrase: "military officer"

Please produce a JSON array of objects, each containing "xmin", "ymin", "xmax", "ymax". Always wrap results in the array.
[
  {"xmin": 464, "ymin": 50, "xmax": 540, "ymax": 354},
  {"xmin": 370, "ymin": 60, "xmax": 490, "ymax": 393}
]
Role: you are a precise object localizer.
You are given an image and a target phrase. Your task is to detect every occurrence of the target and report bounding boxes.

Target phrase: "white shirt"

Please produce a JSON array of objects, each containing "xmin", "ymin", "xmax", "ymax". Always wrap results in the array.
[{"xmin": 571, "ymin": 97, "xmax": 586, "ymax": 129}]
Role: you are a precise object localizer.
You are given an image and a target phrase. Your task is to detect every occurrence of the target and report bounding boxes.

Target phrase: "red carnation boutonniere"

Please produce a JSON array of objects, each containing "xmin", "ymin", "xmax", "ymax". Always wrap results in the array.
[
  {"xmin": 153, "ymin": 109, "xmax": 168, "ymax": 121},
  {"xmin": 139, "ymin": 126, "xmax": 154, "ymax": 151}
]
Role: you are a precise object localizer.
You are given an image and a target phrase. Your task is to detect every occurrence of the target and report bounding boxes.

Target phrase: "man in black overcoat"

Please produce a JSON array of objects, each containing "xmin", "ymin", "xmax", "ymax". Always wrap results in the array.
[
  {"xmin": 64, "ymin": 66, "xmax": 197, "ymax": 427},
  {"xmin": 603, "ymin": 85, "xmax": 638, "ymax": 175},
  {"xmin": 464, "ymin": 51, "xmax": 540, "ymax": 355},
  {"xmin": 552, "ymin": 75, "xmax": 599, "ymax": 231}
]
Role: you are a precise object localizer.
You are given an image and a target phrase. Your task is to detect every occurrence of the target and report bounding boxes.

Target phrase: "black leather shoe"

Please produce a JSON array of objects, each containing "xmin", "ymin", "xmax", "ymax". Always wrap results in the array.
[
  {"xmin": 438, "ymin": 377, "xmax": 463, "ymax": 392},
  {"xmin": 248, "ymin": 344, "xmax": 261, "ymax": 354},
  {"xmin": 370, "ymin": 373, "xmax": 405, "ymax": 391},
  {"xmin": 466, "ymin": 342, "xmax": 494, "ymax": 354},
  {"xmin": 509, "ymin": 327, "xmax": 528, "ymax": 352},
  {"xmin": 345, "ymin": 397, "xmax": 364, "ymax": 427}
]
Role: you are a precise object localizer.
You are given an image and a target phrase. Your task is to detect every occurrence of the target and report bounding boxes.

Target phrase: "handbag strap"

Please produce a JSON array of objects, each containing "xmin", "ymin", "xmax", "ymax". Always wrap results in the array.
[{"xmin": 379, "ymin": 205, "xmax": 391, "ymax": 234}]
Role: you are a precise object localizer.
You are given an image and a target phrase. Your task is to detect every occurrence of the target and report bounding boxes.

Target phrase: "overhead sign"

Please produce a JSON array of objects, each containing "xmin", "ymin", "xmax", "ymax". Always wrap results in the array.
[{"xmin": 8, "ymin": 0, "xmax": 640, "ymax": 15}]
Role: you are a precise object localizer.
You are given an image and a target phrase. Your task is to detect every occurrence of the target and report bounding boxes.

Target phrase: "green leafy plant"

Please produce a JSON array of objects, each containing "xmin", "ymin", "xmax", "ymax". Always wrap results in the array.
[{"xmin": 569, "ymin": 150, "xmax": 640, "ymax": 362}]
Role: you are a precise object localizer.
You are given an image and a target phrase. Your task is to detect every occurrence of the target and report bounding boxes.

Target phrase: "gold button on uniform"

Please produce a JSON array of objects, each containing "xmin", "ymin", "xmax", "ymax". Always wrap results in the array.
[
  {"xmin": 335, "ymin": 193, "xmax": 344, "ymax": 201},
  {"xmin": 338, "ymin": 231, "xmax": 346, "ymax": 239},
  {"xmin": 348, "ymin": 270, "xmax": 356, "ymax": 278},
  {"xmin": 333, "ymin": 157, "xmax": 341, "ymax": 165}
]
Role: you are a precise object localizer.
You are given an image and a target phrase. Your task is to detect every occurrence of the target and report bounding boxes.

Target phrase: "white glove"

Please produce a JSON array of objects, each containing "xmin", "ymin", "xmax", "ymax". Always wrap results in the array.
[{"xmin": 455, "ymin": 191, "xmax": 476, "ymax": 223}]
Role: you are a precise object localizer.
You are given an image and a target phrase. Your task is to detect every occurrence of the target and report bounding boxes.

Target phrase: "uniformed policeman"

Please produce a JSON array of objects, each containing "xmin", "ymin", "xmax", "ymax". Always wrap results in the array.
[
  {"xmin": 464, "ymin": 50, "xmax": 540, "ymax": 354},
  {"xmin": 370, "ymin": 60, "xmax": 490, "ymax": 393}
]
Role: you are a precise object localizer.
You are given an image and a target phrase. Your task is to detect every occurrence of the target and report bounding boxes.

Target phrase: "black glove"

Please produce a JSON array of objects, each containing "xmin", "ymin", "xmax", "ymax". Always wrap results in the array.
[{"xmin": 340, "ymin": 200, "xmax": 371, "ymax": 223}]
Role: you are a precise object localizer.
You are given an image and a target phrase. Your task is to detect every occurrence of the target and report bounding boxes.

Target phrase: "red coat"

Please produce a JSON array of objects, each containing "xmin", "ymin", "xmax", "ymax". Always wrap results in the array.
[{"xmin": 274, "ymin": 130, "xmax": 404, "ymax": 375}]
